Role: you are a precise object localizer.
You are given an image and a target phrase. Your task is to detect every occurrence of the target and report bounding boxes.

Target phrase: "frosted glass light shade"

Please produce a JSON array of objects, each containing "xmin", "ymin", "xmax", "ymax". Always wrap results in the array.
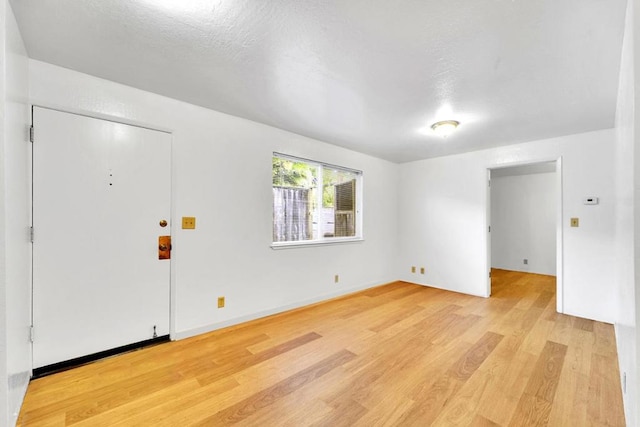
[{"xmin": 431, "ymin": 120, "xmax": 460, "ymax": 137}]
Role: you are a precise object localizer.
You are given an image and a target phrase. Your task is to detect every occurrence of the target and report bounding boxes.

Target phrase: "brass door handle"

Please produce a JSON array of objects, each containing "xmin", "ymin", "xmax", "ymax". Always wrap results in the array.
[{"xmin": 158, "ymin": 235, "xmax": 171, "ymax": 260}]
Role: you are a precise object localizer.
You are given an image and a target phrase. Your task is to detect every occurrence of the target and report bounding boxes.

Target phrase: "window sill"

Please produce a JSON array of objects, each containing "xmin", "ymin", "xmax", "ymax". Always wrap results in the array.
[{"xmin": 271, "ymin": 237, "xmax": 364, "ymax": 250}]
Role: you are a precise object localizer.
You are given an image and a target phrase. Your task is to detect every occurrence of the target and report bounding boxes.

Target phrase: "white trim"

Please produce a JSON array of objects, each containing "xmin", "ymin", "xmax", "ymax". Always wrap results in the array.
[
  {"xmin": 486, "ymin": 156, "xmax": 564, "ymax": 311},
  {"xmin": 271, "ymin": 237, "xmax": 365, "ymax": 249},
  {"xmin": 564, "ymin": 307, "xmax": 613, "ymax": 325},
  {"xmin": 405, "ymin": 280, "xmax": 488, "ymax": 298},
  {"xmin": 169, "ymin": 133, "xmax": 177, "ymax": 340},
  {"xmin": 30, "ymin": 104, "xmax": 173, "ymax": 134},
  {"xmin": 30, "ymin": 103, "xmax": 174, "ymax": 134},
  {"xmin": 173, "ymin": 279, "xmax": 388, "ymax": 340},
  {"xmin": 273, "ymin": 152, "xmax": 363, "ymax": 175},
  {"xmin": 485, "ymin": 168, "xmax": 492, "ymax": 297},
  {"xmin": 555, "ymin": 157, "xmax": 564, "ymax": 313}
]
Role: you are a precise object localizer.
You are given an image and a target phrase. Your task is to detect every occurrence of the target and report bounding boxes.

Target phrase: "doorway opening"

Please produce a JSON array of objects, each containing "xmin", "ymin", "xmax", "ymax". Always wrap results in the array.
[{"xmin": 487, "ymin": 159, "xmax": 563, "ymax": 313}]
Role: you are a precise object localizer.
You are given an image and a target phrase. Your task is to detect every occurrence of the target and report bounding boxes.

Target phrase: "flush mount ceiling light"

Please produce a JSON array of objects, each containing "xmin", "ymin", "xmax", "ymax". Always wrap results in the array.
[{"xmin": 431, "ymin": 120, "xmax": 460, "ymax": 137}]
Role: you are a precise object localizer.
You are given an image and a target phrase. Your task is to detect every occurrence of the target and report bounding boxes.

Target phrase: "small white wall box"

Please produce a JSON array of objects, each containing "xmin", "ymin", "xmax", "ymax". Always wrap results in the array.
[{"xmin": 583, "ymin": 197, "xmax": 599, "ymax": 205}]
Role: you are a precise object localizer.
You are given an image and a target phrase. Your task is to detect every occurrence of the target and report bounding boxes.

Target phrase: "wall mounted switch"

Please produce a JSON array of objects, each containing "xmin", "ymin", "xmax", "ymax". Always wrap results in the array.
[{"xmin": 182, "ymin": 216, "xmax": 196, "ymax": 229}]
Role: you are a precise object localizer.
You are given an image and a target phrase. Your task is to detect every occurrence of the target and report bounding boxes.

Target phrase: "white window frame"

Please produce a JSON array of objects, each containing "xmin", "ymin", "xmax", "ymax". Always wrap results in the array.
[{"xmin": 271, "ymin": 152, "xmax": 364, "ymax": 249}]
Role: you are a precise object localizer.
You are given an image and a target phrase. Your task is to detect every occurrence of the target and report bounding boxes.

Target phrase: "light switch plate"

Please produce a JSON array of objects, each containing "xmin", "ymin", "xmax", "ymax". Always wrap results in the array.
[{"xmin": 182, "ymin": 217, "xmax": 196, "ymax": 229}]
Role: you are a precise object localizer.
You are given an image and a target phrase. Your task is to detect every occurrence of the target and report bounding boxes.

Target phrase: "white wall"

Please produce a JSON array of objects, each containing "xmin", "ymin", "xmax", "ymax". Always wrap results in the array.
[
  {"xmin": 1, "ymin": 2, "xmax": 31, "ymax": 426},
  {"xmin": 634, "ymin": 1, "xmax": 640, "ymax": 421},
  {"xmin": 491, "ymin": 172, "xmax": 556, "ymax": 276},
  {"xmin": 613, "ymin": 0, "xmax": 638, "ymax": 424},
  {"xmin": 0, "ymin": 1, "xmax": 8, "ymax": 423},
  {"xmin": 399, "ymin": 129, "xmax": 616, "ymax": 323},
  {"xmin": 28, "ymin": 59, "xmax": 400, "ymax": 339}
]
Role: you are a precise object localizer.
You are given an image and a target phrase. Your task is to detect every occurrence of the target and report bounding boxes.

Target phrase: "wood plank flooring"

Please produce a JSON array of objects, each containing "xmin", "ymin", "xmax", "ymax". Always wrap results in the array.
[{"xmin": 17, "ymin": 269, "xmax": 626, "ymax": 426}]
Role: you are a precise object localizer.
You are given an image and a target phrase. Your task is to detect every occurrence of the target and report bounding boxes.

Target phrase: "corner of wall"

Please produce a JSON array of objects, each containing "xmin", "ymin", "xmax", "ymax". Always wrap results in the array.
[
  {"xmin": 613, "ymin": 0, "xmax": 639, "ymax": 425},
  {"xmin": 4, "ymin": 0, "xmax": 32, "ymax": 425}
]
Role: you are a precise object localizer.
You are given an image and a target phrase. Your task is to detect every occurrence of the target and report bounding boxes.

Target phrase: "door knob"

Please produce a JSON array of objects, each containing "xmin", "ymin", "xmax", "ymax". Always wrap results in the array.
[{"xmin": 158, "ymin": 235, "xmax": 171, "ymax": 260}]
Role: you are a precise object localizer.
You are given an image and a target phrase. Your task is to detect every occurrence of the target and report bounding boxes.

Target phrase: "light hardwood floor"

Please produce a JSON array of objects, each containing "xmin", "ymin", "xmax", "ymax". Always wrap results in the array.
[{"xmin": 18, "ymin": 270, "xmax": 626, "ymax": 426}]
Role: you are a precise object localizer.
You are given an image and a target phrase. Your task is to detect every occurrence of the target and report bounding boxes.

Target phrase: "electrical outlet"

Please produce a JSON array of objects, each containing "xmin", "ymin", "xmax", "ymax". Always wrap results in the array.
[
  {"xmin": 334, "ymin": 274, "xmax": 339, "ymax": 283},
  {"xmin": 570, "ymin": 217, "xmax": 579, "ymax": 227},
  {"xmin": 523, "ymin": 259, "xmax": 528, "ymax": 265},
  {"xmin": 420, "ymin": 267, "xmax": 425, "ymax": 274},
  {"xmin": 182, "ymin": 216, "xmax": 196, "ymax": 229},
  {"xmin": 217, "ymin": 296, "xmax": 225, "ymax": 308},
  {"xmin": 411, "ymin": 266, "xmax": 416, "ymax": 273}
]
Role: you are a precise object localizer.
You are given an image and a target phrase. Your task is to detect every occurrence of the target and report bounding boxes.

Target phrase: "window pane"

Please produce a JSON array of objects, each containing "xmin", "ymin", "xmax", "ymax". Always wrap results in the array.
[
  {"xmin": 272, "ymin": 157, "xmax": 317, "ymax": 189},
  {"xmin": 273, "ymin": 187, "xmax": 312, "ymax": 241},
  {"xmin": 272, "ymin": 157, "xmax": 317, "ymax": 242},
  {"xmin": 321, "ymin": 169, "xmax": 357, "ymax": 238}
]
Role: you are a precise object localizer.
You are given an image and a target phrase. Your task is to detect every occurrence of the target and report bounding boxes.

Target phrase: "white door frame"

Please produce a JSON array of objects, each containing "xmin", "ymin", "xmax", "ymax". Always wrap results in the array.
[
  {"xmin": 30, "ymin": 105, "xmax": 177, "ymax": 369},
  {"xmin": 485, "ymin": 157, "xmax": 564, "ymax": 313}
]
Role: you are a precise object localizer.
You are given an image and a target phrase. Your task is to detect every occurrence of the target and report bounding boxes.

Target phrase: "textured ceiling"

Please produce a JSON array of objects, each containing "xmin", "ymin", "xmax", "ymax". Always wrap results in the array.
[{"xmin": 10, "ymin": 0, "xmax": 627, "ymax": 163}]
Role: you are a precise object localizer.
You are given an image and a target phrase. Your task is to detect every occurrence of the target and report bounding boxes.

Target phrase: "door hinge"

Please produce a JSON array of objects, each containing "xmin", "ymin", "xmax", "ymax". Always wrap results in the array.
[
  {"xmin": 29, "ymin": 226, "xmax": 34, "ymax": 243},
  {"xmin": 29, "ymin": 326, "xmax": 34, "ymax": 343},
  {"xmin": 488, "ymin": 225, "xmax": 491, "ymax": 232},
  {"xmin": 29, "ymin": 125, "xmax": 34, "ymax": 143},
  {"xmin": 488, "ymin": 180, "xmax": 490, "ymax": 187},
  {"xmin": 489, "ymin": 271, "xmax": 492, "ymax": 278}
]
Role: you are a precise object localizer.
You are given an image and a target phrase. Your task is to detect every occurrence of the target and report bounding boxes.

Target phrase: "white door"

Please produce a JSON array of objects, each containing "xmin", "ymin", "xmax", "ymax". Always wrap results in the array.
[{"xmin": 32, "ymin": 107, "xmax": 171, "ymax": 369}]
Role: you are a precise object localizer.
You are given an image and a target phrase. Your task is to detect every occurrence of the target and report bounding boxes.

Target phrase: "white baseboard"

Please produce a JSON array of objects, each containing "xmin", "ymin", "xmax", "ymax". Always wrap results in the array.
[
  {"xmin": 613, "ymin": 322, "xmax": 637, "ymax": 427},
  {"xmin": 400, "ymin": 278, "xmax": 488, "ymax": 298},
  {"xmin": 173, "ymin": 279, "xmax": 392, "ymax": 341},
  {"xmin": 9, "ymin": 371, "xmax": 30, "ymax": 427}
]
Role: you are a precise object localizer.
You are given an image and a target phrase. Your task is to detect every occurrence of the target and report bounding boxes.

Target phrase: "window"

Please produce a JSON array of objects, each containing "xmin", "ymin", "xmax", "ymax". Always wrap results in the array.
[{"xmin": 272, "ymin": 153, "xmax": 362, "ymax": 246}]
